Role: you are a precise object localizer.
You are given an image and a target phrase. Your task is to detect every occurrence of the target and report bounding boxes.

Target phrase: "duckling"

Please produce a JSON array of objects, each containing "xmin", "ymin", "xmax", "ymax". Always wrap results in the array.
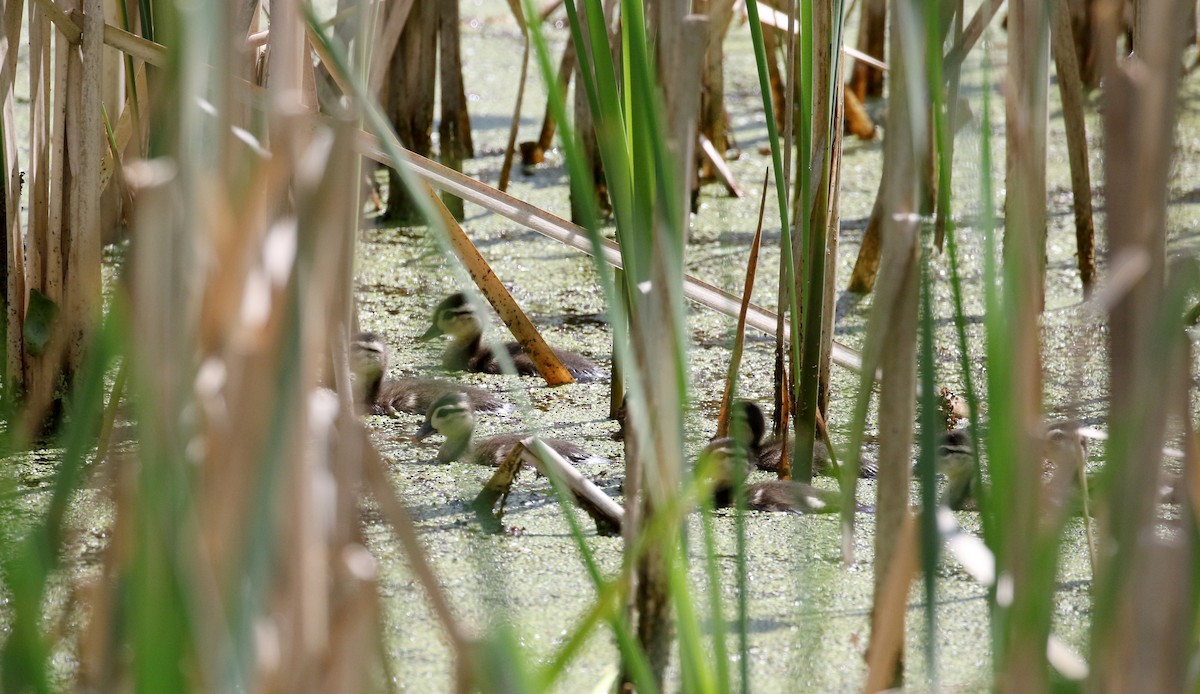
[
  {"xmin": 935, "ymin": 423, "xmax": 1091, "ymax": 512},
  {"xmin": 728, "ymin": 401, "xmax": 879, "ymax": 479},
  {"xmin": 935, "ymin": 428, "xmax": 977, "ymax": 511},
  {"xmin": 695, "ymin": 431, "xmax": 839, "ymax": 514},
  {"xmin": 350, "ymin": 332, "xmax": 512, "ymax": 416},
  {"xmin": 420, "ymin": 293, "xmax": 604, "ymax": 381},
  {"xmin": 413, "ymin": 392, "xmax": 609, "ymax": 467}
]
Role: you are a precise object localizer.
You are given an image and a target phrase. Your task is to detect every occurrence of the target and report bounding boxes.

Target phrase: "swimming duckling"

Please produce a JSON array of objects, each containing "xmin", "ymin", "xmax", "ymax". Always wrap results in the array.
[
  {"xmin": 935, "ymin": 428, "xmax": 977, "ymax": 511},
  {"xmin": 420, "ymin": 293, "xmax": 603, "ymax": 381},
  {"xmin": 935, "ymin": 423, "xmax": 1091, "ymax": 512},
  {"xmin": 695, "ymin": 432, "xmax": 839, "ymax": 514},
  {"xmin": 413, "ymin": 392, "xmax": 609, "ymax": 467},
  {"xmin": 350, "ymin": 332, "xmax": 512, "ymax": 416},
  {"xmin": 728, "ymin": 401, "xmax": 879, "ymax": 479}
]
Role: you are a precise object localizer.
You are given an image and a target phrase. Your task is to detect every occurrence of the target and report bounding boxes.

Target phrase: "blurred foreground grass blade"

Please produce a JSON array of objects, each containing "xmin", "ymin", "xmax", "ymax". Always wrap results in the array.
[
  {"xmin": 0, "ymin": 307, "xmax": 122, "ymax": 693},
  {"xmin": 1090, "ymin": 2, "xmax": 1195, "ymax": 686}
]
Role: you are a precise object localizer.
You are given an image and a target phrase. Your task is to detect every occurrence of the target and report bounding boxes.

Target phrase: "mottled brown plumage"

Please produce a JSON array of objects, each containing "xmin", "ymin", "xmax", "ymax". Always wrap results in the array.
[
  {"xmin": 351, "ymin": 332, "xmax": 512, "ymax": 416},
  {"xmin": 420, "ymin": 293, "xmax": 604, "ymax": 381}
]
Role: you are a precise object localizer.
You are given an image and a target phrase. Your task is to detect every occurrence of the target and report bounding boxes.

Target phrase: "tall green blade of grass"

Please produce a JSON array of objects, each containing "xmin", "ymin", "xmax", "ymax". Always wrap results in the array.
[
  {"xmin": 916, "ymin": 245, "xmax": 940, "ymax": 687},
  {"xmin": 973, "ymin": 38, "xmax": 1008, "ymax": 679},
  {"xmin": 521, "ymin": 0, "xmax": 701, "ymax": 686},
  {"xmin": 743, "ymin": 0, "xmax": 802, "ymax": 421}
]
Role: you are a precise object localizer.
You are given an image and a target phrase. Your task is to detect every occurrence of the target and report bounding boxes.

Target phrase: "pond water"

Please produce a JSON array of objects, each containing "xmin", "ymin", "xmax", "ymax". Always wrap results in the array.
[{"xmin": 345, "ymin": 1, "xmax": 1200, "ymax": 691}]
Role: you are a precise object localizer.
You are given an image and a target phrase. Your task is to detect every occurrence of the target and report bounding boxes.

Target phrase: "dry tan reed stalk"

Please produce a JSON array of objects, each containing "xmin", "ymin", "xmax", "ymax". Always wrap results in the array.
[
  {"xmin": 1089, "ymin": 0, "xmax": 1194, "ymax": 688},
  {"xmin": 65, "ymin": 0, "xmax": 103, "ymax": 374},
  {"xmin": 697, "ymin": 134, "xmax": 744, "ymax": 197},
  {"xmin": 818, "ymin": 74, "xmax": 845, "ymax": 413},
  {"xmin": 368, "ymin": 0, "xmax": 416, "ymax": 95},
  {"xmin": 497, "ymin": 0, "xmax": 529, "ymax": 192},
  {"xmin": 1, "ymin": 0, "xmax": 25, "ymax": 394},
  {"xmin": 697, "ymin": 0, "xmax": 736, "ymax": 176},
  {"xmin": 1050, "ymin": 0, "xmax": 1096, "ymax": 295},
  {"xmin": 848, "ymin": 0, "xmax": 886, "ymax": 99},
  {"xmin": 534, "ymin": 39, "xmax": 574, "ymax": 155},
  {"xmin": 855, "ymin": 2, "xmax": 926, "ymax": 682},
  {"xmin": 424, "ymin": 182, "xmax": 575, "ymax": 385},
  {"xmin": 716, "ymin": 169, "xmax": 768, "ymax": 439},
  {"xmin": 862, "ymin": 513, "xmax": 916, "ymax": 693},
  {"xmin": 30, "ymin": 0, "xmax": 166, "ymax": 66}
]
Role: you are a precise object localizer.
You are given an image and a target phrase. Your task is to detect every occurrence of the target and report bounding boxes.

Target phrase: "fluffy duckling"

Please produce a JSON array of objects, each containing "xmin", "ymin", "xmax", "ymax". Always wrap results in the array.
[
  {"xmin": 935, "ymin": 423, "xmax": 1091, "ymax": 511},
  {"xmin": 935, "ymin": 428, "xmax": 977, "ymax": 511},
  {"xmin": 696, "ymin": 418, "xmax": 840, "ymax": 514},
  {"xmin": 413, "ymin": 392, "xmax": 609, "ymax": 467},
  {"xmin": 728, "ymin": 401, "xmax": 879, "ymax": 479},
  {"xmin": 420, "ymin": 293, "xmax": 604, "ymax": 381},
  {"xmin": 350, "ymin": 332, "xmax": 512, "ymax": 416}
]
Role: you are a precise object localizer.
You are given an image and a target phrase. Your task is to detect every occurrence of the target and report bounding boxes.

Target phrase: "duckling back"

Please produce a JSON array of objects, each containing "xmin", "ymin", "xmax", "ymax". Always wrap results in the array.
[
  {"xmin": 351, "ymin": 331, "xmax": 512, "ymax": 416},
  {"xmin": 471, "ymin": 433, "xmax": 609, "ymax": 468},
  {"xmin": 375, "ymin": 378, "xmax": 513, "ymax": 416},
  {"xmin": 744, "ymin": 480, "xmax": 840, "ymax": 513}
]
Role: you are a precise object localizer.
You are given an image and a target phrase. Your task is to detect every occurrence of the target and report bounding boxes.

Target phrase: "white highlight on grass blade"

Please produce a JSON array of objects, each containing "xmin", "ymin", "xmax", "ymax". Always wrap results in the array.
[
  {"xmin": 996, "ymin": 573, "xmax": 1014, "ymax": 607},
  {"xmin": 1046, "ymin": 636, "xmax": 1089, "ymax": 680},
  {"xmin": 264, "ymin": 219, "xmax": 298, "ymax": 285},
  {"xmin": 194, "ymin": 357, "xmax": 227, "ymax": 398},
  {"xmin": 342, "ymin": 544, "xmax": 379, "ymax": 581},
  {"xmin": 936, "ymin": 507, "xmax": 995, "ymax": 585},
  {"xmin": 637, "ymin": 280, "xmax": 653, "ymax": 294},
  {"xmin": 240, "ymin": 268, "xmax": 272, "ymax": 329},
  {"xmin": 232, "ymin": 126, "xmax": 271, "ymax": 159},
  {"xmin": 196, "ymin": 96, "xmax": 218, "ymax": 116}
]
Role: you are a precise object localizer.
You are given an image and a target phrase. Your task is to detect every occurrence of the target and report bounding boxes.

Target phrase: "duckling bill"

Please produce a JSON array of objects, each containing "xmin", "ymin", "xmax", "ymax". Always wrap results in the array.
[
  {"xmin": 421, "ymin": 293, "xmax": 604, "ymax": 381},
  {"xmin": 351, "ymin": 332, "xmax": 512, "ymax": 416},
  {"xmin": 413, "ymin": 392, "xmax": 609, "ymax": 467}
]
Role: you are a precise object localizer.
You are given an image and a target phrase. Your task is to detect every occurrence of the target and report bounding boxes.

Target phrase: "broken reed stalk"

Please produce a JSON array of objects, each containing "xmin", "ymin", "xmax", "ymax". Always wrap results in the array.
[
  {"xmin": 1050, "ymin": 0, "xmax": 1096, "ymax": 295},
  {"xmin": 474, "ymin": 440, "xmax": 624, "ymax": 535},
  {"xmin": 716, "ymin": 169, "xmax": 769, "ymax": 439},
  {"xmin": 423, "ymin": 183, "xmax": 575, "ymax": 385},
  {"xmin": 498, "ymin": 35, "xmax": 530, "ymax": 191},
  {"xmin": 697, "ymin": 133, "xmax": 744, "ymax": 197},
  {"xmin": 534, "ymin": 38, "xmax": 574, "ymax": 156},
  {"xmin": 942, "ymin": 0, "xmax": 1005, "ymax": 75}
]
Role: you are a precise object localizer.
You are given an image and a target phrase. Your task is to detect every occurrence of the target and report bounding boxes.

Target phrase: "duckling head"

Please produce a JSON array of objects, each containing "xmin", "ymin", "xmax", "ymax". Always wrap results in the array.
[
  {"xmin": 936, "ymin": 428, "xmax": 975, "ymax": 480},
  {"xmin": 349, "ymin": 332, "xmax": 388, "ymax": 404},
  {"xmin": 936, "ymin": 428, "xmax": 976, "ymax": 510},
  {"xmin": 420, "ymin": 293, "xmax": 483, "ymax": 341},
  {"xmin": 413, "ymin": 392, "xmax": 476, "ymax": 463},
  {"xmin": 730, "ymin": 400, "xmax": 767, "ymax": 452}
]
